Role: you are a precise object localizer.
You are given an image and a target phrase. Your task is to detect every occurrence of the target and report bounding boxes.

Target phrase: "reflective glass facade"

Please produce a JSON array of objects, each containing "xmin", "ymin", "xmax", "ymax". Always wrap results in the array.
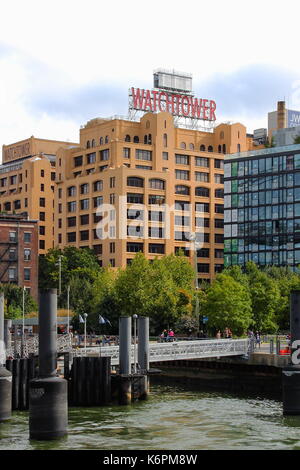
[{"xmin": 224, "ymin": 146, "xmax": 300, "ymax": 270}]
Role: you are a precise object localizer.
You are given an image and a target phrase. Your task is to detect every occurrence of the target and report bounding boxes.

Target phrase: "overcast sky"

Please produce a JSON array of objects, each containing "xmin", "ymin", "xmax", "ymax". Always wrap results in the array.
[{"xmin": 1, "ymin": 0, "xmax": 300, "ymax": 151}]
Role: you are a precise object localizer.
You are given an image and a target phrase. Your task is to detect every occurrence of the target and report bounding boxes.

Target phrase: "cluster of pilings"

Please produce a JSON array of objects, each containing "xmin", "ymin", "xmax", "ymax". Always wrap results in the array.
[{"xmin": 0, "ymin": 289, "xmax": 150, "ymax": 440}]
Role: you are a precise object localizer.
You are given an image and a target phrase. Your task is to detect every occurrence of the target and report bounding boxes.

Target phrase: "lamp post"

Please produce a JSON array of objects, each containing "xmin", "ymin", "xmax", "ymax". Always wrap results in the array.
[
  {"xmin": 83, "ymin": 313, "xmax": 88, "ymax": 355},
  {"xmin": 188, "ymin": 233, "xmax": 201, "ymax": 332},
  {"xmin": 133, "ymin": 314, "xmax": 138, "ymax": 374}
]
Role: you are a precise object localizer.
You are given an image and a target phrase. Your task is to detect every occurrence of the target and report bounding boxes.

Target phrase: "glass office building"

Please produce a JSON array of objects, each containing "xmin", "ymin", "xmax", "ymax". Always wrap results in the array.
[{"xmin": 224, "ymin": 144, "xmax": 300, "ymax": 270}]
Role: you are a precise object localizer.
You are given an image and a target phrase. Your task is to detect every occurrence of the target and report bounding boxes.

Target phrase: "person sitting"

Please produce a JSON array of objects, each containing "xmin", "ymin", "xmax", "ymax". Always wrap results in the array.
[{"xmin": 167, "ymin": 329, "xmax": 175, "ymax": 342}]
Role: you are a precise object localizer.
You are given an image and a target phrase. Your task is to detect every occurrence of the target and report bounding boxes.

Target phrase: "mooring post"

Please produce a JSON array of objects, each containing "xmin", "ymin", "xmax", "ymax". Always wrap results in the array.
[
  {"xmin": 0, "ymin": 292, "xmax": 12, "ymax": 422},
  {"xmin": 137, "ymin": 316, "xmax": 149, "ymax": 399},
  {"xmin": 29, "ymin": 289, "xmax": 68, "ymax": 439},
  {"xmin": 282, "ymin": 290, "xmax": 300, "ymax": 415},
  {"xmin": 119, "ymin": 317, "xmax": 132, "ymax": 405}
]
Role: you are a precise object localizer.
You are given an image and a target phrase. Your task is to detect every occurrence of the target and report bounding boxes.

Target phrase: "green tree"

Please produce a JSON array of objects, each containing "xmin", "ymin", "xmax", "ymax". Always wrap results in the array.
[
  {"xmin": 203, "ymin": 273, "xmax": 252, "ymax": 335},
  {"xmin": 294, "ymin": 135, "xmax": 300, "ymax": 145},
  {"xmin": 0, "ymin": 284, "xmax": 37, "ymax": 319}
]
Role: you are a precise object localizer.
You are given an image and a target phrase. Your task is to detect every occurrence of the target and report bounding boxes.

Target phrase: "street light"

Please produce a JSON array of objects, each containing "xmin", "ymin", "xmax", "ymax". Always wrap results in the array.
[
  {"xmin": 133, "ymin": 314, "xmax": 138, "ymax": 374},
  {"xmin": 188, "ymin": 233, "xmax": 201, "ymax": 332},
  {"xmin": 83, "ymin": 313, "xmax": 88, "ymax": 355}
]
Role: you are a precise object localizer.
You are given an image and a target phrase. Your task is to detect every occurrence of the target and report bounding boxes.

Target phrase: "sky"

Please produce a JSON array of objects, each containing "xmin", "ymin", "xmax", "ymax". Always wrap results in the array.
[{"xmin": 1, "ymin": 0, "xmax": 300, "ymax": 150}]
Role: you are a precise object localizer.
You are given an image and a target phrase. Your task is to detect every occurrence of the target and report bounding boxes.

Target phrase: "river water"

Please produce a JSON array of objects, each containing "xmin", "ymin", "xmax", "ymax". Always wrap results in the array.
[{"xmin": 1, "ymin": 380, "xmax": 300, "ymax": 451}]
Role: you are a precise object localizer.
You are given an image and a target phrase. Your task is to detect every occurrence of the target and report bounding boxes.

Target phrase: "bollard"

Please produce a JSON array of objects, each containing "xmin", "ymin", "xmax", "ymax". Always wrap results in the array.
[
  {"xmin": 0, "ymin": 292, "xmax": 12, "ymax": 421},
  {"xmin": 283, "ymin": 291, "xmax": 300, "ymax": 415},
  {"xmin": 29, "ymin": 289, "xmax": 68, "ymax": 439},
  {"xmin": 137, "ymin": 317, "xmax": 149, "ymax": 399},
  {"xmin": 276, "ymin": 339, "xmax": 281, "ymax": 355},
  {"xmin": 270, "ymin": 338, "xmax": 274, "ymax": 354},
  {"xmin": 118, "ymin": 317, "xmax": 132, "ymax": 405}
]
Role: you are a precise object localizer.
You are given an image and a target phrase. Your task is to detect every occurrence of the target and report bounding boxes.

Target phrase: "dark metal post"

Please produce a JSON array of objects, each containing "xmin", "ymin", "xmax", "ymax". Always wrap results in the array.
[
  {"xmin": 0, "ymin": 292, "xmax": 12, "ymax": 421},
  {"xmin": 29, "ymin": 289, "xmax": 68, "ymax": 439},
  {"xmin": 270, "ymin": 338, "xmax": 274, "ymax": 354},
  {"xmin": 137, "ymin": 316, "xmax": 149, "ymax": 399},
  {"xmin": 119, "ymin": 317, "xmax": 132, "ymax": 404},
  {"xmin": 283, "ymin": 291, "xmax": 300, "ymax": 415}
]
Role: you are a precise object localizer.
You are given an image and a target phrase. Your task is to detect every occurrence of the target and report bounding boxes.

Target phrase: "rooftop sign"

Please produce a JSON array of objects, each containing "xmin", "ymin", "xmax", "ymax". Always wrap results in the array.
[{"xmin": 129, "ymin": 87, "xmax": 216, "ymax": 122}]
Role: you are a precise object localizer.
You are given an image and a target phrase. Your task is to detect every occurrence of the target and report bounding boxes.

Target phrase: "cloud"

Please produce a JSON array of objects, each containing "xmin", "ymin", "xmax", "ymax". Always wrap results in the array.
[{"xmin": 194, "ymin": 64, "xmax": 298, "ymax": 122}]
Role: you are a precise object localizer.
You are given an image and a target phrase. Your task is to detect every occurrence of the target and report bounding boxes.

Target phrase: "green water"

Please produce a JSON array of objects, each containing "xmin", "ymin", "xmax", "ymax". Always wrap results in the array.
[{"xmin": 1, "ymin": 382, "xmax": 300, "ymax": 450}]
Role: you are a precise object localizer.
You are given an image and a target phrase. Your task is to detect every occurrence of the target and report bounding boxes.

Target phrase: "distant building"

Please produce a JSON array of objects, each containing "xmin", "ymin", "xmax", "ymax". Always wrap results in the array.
[
  {"xmin": 273, "ymin": 125, "xmax": 300, "ymax": 147},
  {"xmin": 268, "ymin": 101, "xmax": 300, "ymax": 139},
  {"xmin": 0, "ymin": 214, "xmax": 39, "ymax": 301},
  {"xmin": 253, "ymin": 128, "xmax": 268, "ymax": 146}
]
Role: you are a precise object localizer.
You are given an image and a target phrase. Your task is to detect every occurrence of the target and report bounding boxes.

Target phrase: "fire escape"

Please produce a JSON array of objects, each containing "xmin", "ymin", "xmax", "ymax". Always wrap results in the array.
[{"xmin": 0, "ymin": 234, "xmax": 18, "ymax": 283}]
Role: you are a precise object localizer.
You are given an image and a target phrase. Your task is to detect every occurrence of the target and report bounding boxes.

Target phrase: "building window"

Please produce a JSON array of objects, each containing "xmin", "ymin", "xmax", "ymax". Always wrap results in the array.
[
  {"xmin": 215, "ymin": 204, "xmax": 224, "ymax": 214},
  {"xmin": 195, "ymin": 172, "xmax": 209, "ymax": 182},
  {"xmin": 127, "ymin": 225, "xmax": 144, "ymax": 238},
  {"xmin": 39, "ymin": 226, "xmax": 45, "ymax": 235},
  {"xmin": 80, "ymin": 214, "xmax": 89, "ymax": 225},
  {"xmin": 100, "ymin": 149, "xmax": 110, "ymax": 161},
  {"xmin": 197, "ymin": 263, "xmax": 210, "ymax": 273},
  {"xmin": 74, "ymin": 156, "xmax": 83, "ymax": 167},
  {"xmin": 195, "ymin": 187, "xmax": 209, "ymax": 197},
  {"xmin": 41, "ymin": 170, "xmax": 44, "ymax": 177},
  {"xmin": 80, "ymin": 230, "xmax": 89, "ymax": 241},
  {"xmin": 123, "ymin": 148, "xmax": 130, "ymax": 158},
  {"xmin": 67, "ymin": 232, "xmax": 76, "ymax": 243},
  {"xmin": 162, "ymin": 152, "xmax": 168, "ymax": 160},
  {"xmin": 67, "ymin": 216, "xmax": 76, "ymax": 227},
  {"xmin": 87, "ymin": 152, "xmax": 96, "ymax": 164},
  {"xmin": 10, "ymin": 175, "xmax": 17, "ymax": 185},
  {"xmin": 208, "ymin": 146, "xmax": 213, "ymax": 152},
  {"xmin": 87, "ymin": 141, "xmax": 90, "ymax": 149},
  {"xmin": 215, "ymin": 188, "xmax": 224, "ymax": 198},
  {"xmin": 105, "ymin": 136, "xmax": 109, "ymax": 144},
  {"xmin": 67, "ymin": 186, "xmax": 76, "ymax": 197},
  {"xmin": 175, "ymin": 154, "xmax": 189, "ymax": 165},
  {"xmin": 133, "ymin": 136, "xmax": 139, "ymax": 143},
  {"xmin": 195, "ymin": 217, "xmax": 210, "ymax": 227},
  {"xmin": 215, "ymin": 249, "xmax": 224, "ymax": 258},
  {"xmin": 110, "ymin": 177, "xmax": 116, "ymax": 188},
  {"xmin": 14, "ymin": 200, "xmax": 21, "ymax": 210},
  {"xmin": 93, "ymin": 196, "xmax": 103, "ymax": 208},
  {"xmin": 149, "ymin": 179, "xmax": 165, "ymax": 190},
  {"xmin": 39, "ymin": 198, "xmax": 45, "ymax": 207},
  {"xmin": 110, "ymin": 194, "xmax": 115, "ymax": 205},
  {"xmin": 127, "ymin": 242, "xmax": 144, "ymax": 253},
  {"xmin": 149, "ymin": 243, "xmax": 165, "ymax": 254},
  {"xmin": 180, "ymin": 142, "xmax": 186, "ymax": 149},
  {"xmin": 110, "ymin": 242, "xmax": 115, "ymax": 253},
  {"xmin": 200, "ymin": 144, "xmax": 206, "ymax": 151},
  {"xmin": 148, "ymin": 195, "xmax": 165, "ymax": 205},
  {"xmin": 24, "ymin": 232, "xmax": 31, "ymax": 243},
  {"xmin": 127, "ymin": 176, "xmax": 144, "ymax": 188},
  {"xmin": 80, "ymin": 183, "xmax": 89, "ymax": 194},
  {"xmin": 127, "ymin": 193, "xmax": 144, "ymax": 204},
  {"xmin": 24, "ymin": 268, "xmax": 31, "ymax": 281},
  {"xmin": 214, "ymin": 159, "xmax": 224, "ymax": 169},
  {"xmin": 9, "ymin": 249, "xmax": 16, "ymax": 260},
  {"xmin": 93, "ymin": 244, "xmax": 103, "ymax": 255},
  {"xmin": 215, "ymin": 219, "xmax": 224, "ymax": 228},
  {"xmin": 175, "ymin": 215, "xmax": 190, "ymax": 226},
  {"xmin": 109, "ymin": 259, "xmax": 115, "ymax": 267},
  {"xmin": 68, "ymin": 201, "xmax": 77, "ymax": 212},
  {"xmin": 195, "ymin": 157, "xmax": 209, "ymax": 167},
  {"xmin": 8, "ymin": 267, "xmax": 17, "ymax": 280},
  {"xmin": 148, "ymin": 227, "xmax": 164, "ymax": 238},
  {"xmin": 175, "ymin": 185, "xmax": 190, "ymax": 195},
  {"xmin": 189, "ymin": 143, "xmax": 194, "ymax": 150},
  {"xmin": 4, "ymin": 202, "xmax": 11, "ymax": 211},
  {"xmin": 215, "ymin": 174, "xmax": 224, "ymax": 184},
  {"xmin": 195, "ymin": 203, "xmax": 209, "ymax": 212},
  {"xmin": 80, "ymin": 199, "xmax": 89, "ymax": 210},
  {"xmin": 215, "ymin": 234, "xmax": 224, "ymax": 244},
  {"xmin": 136, "ymin": 165, "xmax": 152, "ymax": 170},
  {"xmin": 39, "ymin": 240, "xmax": 45, "ymax": 250},
  {"xmin": 93, "ymin": 180, "xmax": 103, "ymax": 192},
  {"xmin": 197, "ymin": 248, "xmax": 209, "ymax": 258},
  {"xmin": 175, "ymin": 169, "xmax": 190, "ymax": 180},
  {"xmin": 215, "ymin": 264, "xmax": 223, "ymax": 273},
  {"xmin": 24, "ymin": 249, "xmax": 31, "ymax": 261},
  {"xmin": 136, "ymin": 149, "xmax": 152, "ymax": 161},
  {"xmin": 163, "ymin": 133, "xmax": 168, "ymax": 147},
  {"xmin": 125, "ymin": 135, "xmax": 131, "ymax": 142}
]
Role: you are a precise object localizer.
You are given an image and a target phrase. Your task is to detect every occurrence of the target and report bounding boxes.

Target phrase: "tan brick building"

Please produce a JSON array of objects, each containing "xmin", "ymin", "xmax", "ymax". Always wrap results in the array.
[
  {"xmin": 0, "ymin": 136, "xmax": 78, "ymax": 255},
  {"xmin": 55, "ymin": 111, "xmax": 252, "ymax": 283}
]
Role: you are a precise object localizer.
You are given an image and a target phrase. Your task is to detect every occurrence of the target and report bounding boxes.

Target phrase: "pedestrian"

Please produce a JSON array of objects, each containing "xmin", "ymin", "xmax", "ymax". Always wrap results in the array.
[
  {"xmin": 228, "ymin": 329, "xmax": 232, "ymax": 339},
  {"xmin": 163, "ymin": 329, "xmax": 168, "ymax": 342},
  {"xmin": 168, "ymin": 329, "xmax": 175, "ymax": 342},
  {"xmin": 216, "ymin": 330, "xmax": 221, "ymax": 339}
]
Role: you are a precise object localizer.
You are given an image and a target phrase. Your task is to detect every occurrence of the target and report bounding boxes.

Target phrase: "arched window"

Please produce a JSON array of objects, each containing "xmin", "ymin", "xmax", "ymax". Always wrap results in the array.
[
  {"xmin": 125, "ymin": 135, "xmax": 131, "ymax": 142},
  {"xmin": 237, "ymin": 144, "xmax": 241, "ymax": 152},
  {"xmin": 144, "ymin": 135, "xmax": 148, "ymax": 144},
  {"xmin": 195, "ymin": 187, "xmax": 210, "ymax": 197},
  {"xmin": 133, "ymin": 136, "xmax": 139, "ymax": 143},
  {"xmin": 105, "ymin": 135, "xmax": 109, "ymax": 144},
  {"xmin": 99, "ymin": 137, "xmax": 103, "ymax": 145},
  {"xmin": 218, "ymin": 145, "xmax": 222, "ymax": 153},
  {"xmin": 148, "ymin": 134, "xmax": 152, "ymax": 145},
  {"xmin": 86, "ymin": 140, "xmax": 90, "ymax": 149},
  {"xmin": 91, "ymin": 139, "xmax": 95, "ymax": 148},
  {"xmin": 189, "ymin": 143, "xmax": 194, "ymax": 150},
  {"xmin": 175, "ymin": 185, "xmax": 190, "ymax": 195},
  {"xmin": 127, "ymin": 176, "xmax": 144, "ymax": 188},
  {"xmin": 180, "ymin": 142, "xmax": 186, "ymax": 149},
  {"xmin": 163, "ymin": 133, "xmax": 168, "ymax": 147},
  {"xmin": 208, "ymin": 145, "xmax": 213, "ymax": 152},
  {"xmin": 223, "ymin": 144, "xmax": 226, "ymax": 154},
  {"xmin": 200, "ymin": 144, "xmax": 206, "ymax": 152},
  {"xmin": 149, "ymin": 179, "xmax": 165, "ymax": 190}
]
